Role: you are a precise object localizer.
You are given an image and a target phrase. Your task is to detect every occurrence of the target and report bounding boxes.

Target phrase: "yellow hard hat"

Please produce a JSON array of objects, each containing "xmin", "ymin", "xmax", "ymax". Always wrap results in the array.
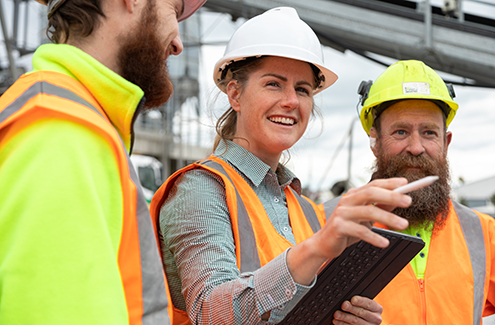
[
  {"xmin": 357, "ymin": 60, "xmax": 458, "ymax": 135},
  {"xmin": 37, "ymin": 0, "xmax": 207, "ymax": 21}
]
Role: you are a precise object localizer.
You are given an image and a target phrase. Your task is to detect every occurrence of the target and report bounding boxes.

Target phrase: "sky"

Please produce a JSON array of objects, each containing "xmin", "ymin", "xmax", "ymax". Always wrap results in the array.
[
  {"xmin": 2, "ymin": 0, "xmax": 494, "ymax": 199},
  {"xmin": 192, "ymin": 5, "xmax": 495, "ymax": 199}
]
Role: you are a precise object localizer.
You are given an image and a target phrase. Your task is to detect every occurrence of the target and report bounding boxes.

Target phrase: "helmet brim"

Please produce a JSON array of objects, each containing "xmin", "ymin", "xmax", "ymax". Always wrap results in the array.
[
  {"xmin": 214, "ymin": 52, "xmax": 338, "ymax": 95},
  {"xmin": 179, "ymin": 0, "xmax": 207, "ymax": 22}
]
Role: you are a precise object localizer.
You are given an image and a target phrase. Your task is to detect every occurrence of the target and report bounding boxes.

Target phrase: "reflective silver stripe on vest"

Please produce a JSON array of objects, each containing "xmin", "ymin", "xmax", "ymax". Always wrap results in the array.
[
  {"xmin": 0, "ymin": 80, "xmax": 170, "ymax": 324},
  {"xmin": 287, "ymin": 187, "xmax": 322, "ymax": 233},
  {"xmin": 453, "ymin": 201, "xmax": 486, "ymax": 325},
  {"xmin": 0, "ymin": 81, "xmax": 102, "ymax": 124},
  {"xmin": 201, "ymin": 160, "xmax": 261, "ymax": 272},
  {"xmin": 322, "ymin": 197, "xmax": 486, "ymax": 325},
  {"xmin": 201, "ymin": 160, "xmax": 322, "ymax": 273}
]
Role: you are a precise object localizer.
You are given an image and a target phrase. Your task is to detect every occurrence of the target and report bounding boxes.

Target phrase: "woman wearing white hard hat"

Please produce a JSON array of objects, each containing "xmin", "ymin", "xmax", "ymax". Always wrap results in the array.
[{"xmin": 151, "ymin": 7, "xmax": 411, "ymax": 325}]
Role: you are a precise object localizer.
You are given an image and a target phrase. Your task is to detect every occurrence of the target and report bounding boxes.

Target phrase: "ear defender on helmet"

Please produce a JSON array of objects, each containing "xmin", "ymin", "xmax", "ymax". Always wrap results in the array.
[
  {"xmin": 446, "ymin": 83, "xmax": 456, "ymax": 99},
  {"xmin": 357, "ymin": 80, "xmax": 373, "ymax": 106},
  {"xmin": 356, "ymin": 80, "xmax": 374, "ymax": 132}
]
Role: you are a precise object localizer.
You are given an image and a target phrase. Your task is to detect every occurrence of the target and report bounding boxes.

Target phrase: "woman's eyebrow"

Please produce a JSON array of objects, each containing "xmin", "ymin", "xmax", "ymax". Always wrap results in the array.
[{"xmin": 260, "ymin": 73, "xmax": 312, "ymax": 87}]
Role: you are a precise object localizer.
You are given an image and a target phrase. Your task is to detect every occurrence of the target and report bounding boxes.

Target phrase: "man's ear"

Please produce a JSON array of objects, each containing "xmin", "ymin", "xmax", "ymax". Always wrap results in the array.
[
  {"xmin": 123, "ymin": 0, "xmax": 137, "ymax": 13},
  {"xmin": 226, "ymin": 80, "xmax": 241, "ymax": 112},
  {"xmin": 369, "ymin": 127, "xmax": 378, "ymax": 157},
  {"xmin": 445, "ymin": 131, "xmax": 452, "ymax": 152}
]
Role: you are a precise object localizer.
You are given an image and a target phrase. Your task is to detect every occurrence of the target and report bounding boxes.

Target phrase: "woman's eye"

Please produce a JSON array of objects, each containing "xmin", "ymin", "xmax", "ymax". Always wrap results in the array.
[{"xmin": 297, "ymin": 87, "xmax": 310, "ymax": 95}]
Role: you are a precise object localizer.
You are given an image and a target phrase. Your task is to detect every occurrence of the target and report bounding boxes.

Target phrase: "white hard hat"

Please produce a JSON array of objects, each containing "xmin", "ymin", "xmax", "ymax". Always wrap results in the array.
[{"xmin": 213, "ymin": 7, "xmax": 338, "ymax": 94}]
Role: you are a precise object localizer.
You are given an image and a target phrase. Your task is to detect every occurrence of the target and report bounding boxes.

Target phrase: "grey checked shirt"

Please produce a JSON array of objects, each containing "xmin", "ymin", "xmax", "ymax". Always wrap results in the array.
[{"xmin": 159, "ymin": 140, "xmax": 314, "ymax": 324}]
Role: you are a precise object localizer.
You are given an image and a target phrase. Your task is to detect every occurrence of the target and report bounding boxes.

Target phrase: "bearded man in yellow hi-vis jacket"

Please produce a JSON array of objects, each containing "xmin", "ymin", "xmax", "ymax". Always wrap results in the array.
[{"xmin": 0, "ymin": 0, "xmax": 206, "ymax": 324}]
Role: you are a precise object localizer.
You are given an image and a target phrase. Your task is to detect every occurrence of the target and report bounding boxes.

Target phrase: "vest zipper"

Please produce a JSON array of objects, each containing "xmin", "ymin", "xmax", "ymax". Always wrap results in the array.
[{"xmin": 419, "ymin": 279, "xmax": 427, "ymax": 324}]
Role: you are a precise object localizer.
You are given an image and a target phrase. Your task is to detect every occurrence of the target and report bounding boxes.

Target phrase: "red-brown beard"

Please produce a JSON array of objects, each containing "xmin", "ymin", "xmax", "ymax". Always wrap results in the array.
[
  {"xmin": 371, "ymin": 144, "xmax": 451, "ymax": 232},
  {"xmin": 117, "ymin": 0, "xmax": 174, "ymax": 110}
]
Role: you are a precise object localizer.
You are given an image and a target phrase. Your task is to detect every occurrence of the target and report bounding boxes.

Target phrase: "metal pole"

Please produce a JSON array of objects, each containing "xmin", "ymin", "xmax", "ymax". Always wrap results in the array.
[
  {"xmin": 163, "ymin": 101, "xmax": 172, "ymax": 178},
  {"xmin": 424, "ymin": 0, "xmax": 432, "ymax": 49},
  {"xmin": 0, "ymin": 0, "xmax": 19, "ymax": 81},
  {"xmin": 347, "ymin": 120, "xmax": 353, "ymax": 184},
  {"xmin": 458, "ymin": 0, "xmax": 465, "ymax": 22},
  {"xmin": 13, "ymin": 0, "xmax": 19, "ymax": 43},
  {"xmin": 23, "ymin": 0, "xmax": 28, "ymax": 49},
  {"xmin": 178, "ymin": 104, "xmax": 184, "ymax": 168}
]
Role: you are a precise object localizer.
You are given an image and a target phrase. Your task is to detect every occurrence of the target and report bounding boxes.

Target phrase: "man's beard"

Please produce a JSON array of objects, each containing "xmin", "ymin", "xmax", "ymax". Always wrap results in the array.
[
  {"xmin": 117, "ymin": 0, "xmax": 174, "ymax": 110},
  {"xmin": 371, "ymin": 144, "xmax": 451, "ymax": 232}
]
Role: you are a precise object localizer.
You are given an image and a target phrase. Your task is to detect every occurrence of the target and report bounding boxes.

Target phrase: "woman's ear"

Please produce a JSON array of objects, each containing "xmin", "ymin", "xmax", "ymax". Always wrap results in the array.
[{"xmin": 226, "ymin": 80, "xmax": 241, "ymax": 112}]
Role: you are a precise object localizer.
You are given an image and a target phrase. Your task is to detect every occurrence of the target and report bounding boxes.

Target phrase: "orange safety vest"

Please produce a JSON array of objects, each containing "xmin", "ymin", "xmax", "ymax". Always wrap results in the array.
[
  {"xmin": 322, "ymin": 199, "xmax": 491, "ymax": 325},
  {"xmin": 150, "ymin": 156, "xmax": 326, "ymax": 325},
  {"xmin": 0, "ymin": 71, "xmax": 169, "ymax": 325}
]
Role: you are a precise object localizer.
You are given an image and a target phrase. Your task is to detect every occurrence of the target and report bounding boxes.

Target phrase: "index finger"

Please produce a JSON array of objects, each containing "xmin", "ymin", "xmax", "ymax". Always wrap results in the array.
[
  {"xmin": 351, "ymin": 177, "xmax": 408, "ymax": 193},
  {"xmin": 340, "ymin": 181, "xmax": 412, "ymax": 210}
]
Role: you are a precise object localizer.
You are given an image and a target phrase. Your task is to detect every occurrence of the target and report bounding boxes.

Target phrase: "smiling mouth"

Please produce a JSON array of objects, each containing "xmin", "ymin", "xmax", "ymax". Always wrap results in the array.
[{"xmin": 269, "ymin": 116, "xmax": 295, "ymax": 125}]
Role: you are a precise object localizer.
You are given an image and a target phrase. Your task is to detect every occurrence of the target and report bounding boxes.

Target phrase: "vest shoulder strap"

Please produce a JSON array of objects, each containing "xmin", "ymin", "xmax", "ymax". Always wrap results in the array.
[
  {"xmin": 201, "ymin": 159, "xmax": 262, "ymax": 272},
  {"xmin": 453, "ymin": 201, "xmax": 486, "ymax": 325},
  {"xmin": 0, "ymin": 77, "xmax": 107, "ymax": 126},
  {"xmin": 286, "ymin": 187, "xmax": 322, "ymax": 234},
  {"xmin": 201, "ymin": 158, "xmax": 322, "ymax": 271}
]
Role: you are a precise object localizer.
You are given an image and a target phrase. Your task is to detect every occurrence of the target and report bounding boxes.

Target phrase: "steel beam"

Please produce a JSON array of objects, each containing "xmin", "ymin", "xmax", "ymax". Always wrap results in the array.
[{"xmin": 203, "ymin": 0, "xmax": 495, "ymax": 87}]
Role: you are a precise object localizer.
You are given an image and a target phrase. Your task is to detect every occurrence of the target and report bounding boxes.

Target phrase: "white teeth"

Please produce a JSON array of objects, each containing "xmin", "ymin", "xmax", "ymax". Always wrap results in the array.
[{"xmin": 270, "ymin": 116, "xmax": 295, "ymax": 125}]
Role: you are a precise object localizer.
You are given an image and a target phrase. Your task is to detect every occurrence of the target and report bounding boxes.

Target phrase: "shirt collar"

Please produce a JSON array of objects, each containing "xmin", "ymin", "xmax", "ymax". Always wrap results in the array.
[{"xmin": 214, "ymin": 140, "xmax": 301, "ymax": 193}]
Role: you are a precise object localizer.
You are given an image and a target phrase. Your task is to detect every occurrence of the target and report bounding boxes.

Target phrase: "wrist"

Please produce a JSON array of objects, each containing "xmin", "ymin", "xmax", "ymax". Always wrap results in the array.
[{"xmin": 286, "ymin": 238, "xmax": 328, "ymax": 285}]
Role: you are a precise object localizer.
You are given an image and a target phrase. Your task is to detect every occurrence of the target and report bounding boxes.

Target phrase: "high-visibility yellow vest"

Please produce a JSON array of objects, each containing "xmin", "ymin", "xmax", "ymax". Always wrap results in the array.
[{"xmin": 0, "ymin": 71, "xmax": 169, "ymax": 324}]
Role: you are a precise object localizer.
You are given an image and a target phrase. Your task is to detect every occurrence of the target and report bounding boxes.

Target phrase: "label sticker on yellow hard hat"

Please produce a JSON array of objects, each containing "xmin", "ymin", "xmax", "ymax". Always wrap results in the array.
[{"xmin": 403, "ymin": 82, "xmax": 430, "ymax": 95}]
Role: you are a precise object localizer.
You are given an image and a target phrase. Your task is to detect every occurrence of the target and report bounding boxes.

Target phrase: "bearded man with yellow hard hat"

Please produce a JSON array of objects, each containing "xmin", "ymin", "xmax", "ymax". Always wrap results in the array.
[
  {"xmin": 0, "ymin": 0, "xmax": 206, "ymax": 324},
  {"xmin": 322, "ymin": 60, "xmax": 495, "ymax": 324}
]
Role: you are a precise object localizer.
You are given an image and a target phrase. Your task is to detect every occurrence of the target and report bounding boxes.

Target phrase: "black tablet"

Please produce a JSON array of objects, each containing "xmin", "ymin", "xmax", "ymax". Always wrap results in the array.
[{"xmin": 282, "ymin": 227, "xmax": 425, "ymax": 325}]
